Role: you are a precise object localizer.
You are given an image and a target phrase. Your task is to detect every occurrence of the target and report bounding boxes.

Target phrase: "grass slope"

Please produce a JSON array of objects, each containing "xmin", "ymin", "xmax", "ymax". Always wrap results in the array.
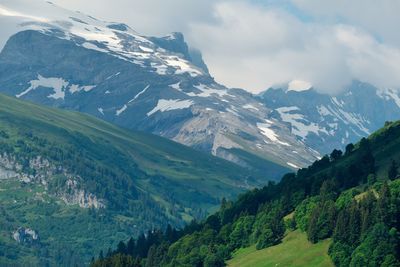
[
  {"xmin": 228, "ymin": 230, "xmax": 334, "ymax": 267},
  {"xmin": 0, "ymin": 93, "xmax": 262, "ymax": 212}
]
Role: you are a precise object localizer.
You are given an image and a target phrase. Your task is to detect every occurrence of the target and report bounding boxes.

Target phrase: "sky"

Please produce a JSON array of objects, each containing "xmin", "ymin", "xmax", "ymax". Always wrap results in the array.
[{"xmin": 18, "ymin": 1, "xmax": 400, "ymax": 93}]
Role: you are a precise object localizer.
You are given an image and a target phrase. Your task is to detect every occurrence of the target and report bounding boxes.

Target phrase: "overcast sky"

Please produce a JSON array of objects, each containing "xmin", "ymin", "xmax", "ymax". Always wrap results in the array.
[{"xmin": 44, "ymin": 1, "xmax": 400, "ymax": 93}]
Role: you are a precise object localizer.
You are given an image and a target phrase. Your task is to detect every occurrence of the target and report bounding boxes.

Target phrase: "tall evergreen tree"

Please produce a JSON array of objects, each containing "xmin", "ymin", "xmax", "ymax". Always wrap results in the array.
[
  {"xmin": 347, "ymin": 202, "xmax": 361, "ymax": 245},
  {"xmin": 377, "ymin": 182, "xmax": 392, "ymax": 225},
  {"xmin": 388, "ymin": 159, "xmax": 398, "ymax": 180},
  {"xmin": 345, "ymin": 143, "xmax": 355, "ymax": 155},
  {"xmin": 330, "ymin": 149, "xmax": 343, "ymax": 161}
]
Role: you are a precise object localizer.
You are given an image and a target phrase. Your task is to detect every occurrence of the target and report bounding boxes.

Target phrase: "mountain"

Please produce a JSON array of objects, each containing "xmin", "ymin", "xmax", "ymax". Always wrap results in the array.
[
  {"xmin": 259, "ymin": 80, "xmax": 400, "ymax": 155},
  {"xmin": 0, "ymin": 92, "xmax": 285, "ymax": 266},
  {"xmin": 92, "ymin": 120, "xmax": 400, "ymax": 267},
  {"xmin": 0, "ymin": 0, "xmax": 320, "ymax": 174}
]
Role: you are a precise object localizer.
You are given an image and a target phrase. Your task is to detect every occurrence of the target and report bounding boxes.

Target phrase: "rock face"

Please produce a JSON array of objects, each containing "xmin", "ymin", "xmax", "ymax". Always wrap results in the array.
[
  {"xmin": 259, "ymin": 81, "xmax": 400, "ymax": 154},
  {"xmin": 0, "ymin": 153, "xmax": 105, "ymax": 209},
  {"xmin": 0, "ymin": 1, "xmax": 321, "ymax": 174},
  {"xmin": 60, "ymin": 179, "xmax": 105, "ymax": 209},
  {"xmin": 13, "ymin": 227, "xmax": 39, "ymax": 245},
  {"xmin": 0, "ymin": 166, "xmax": 17, "ymax": 180}
]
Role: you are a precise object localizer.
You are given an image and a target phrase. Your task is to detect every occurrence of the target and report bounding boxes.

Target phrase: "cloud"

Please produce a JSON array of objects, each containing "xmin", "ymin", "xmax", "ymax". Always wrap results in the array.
[
  {"xmin": 30, "ymin": 1, "xmax": 400, "ymax": 94},
  {"xmin": 292, "ymin": 0, "xmax": 400, "ymax": 46},
  {"xmin": 188, "ymin": 1, "xmax": 400, "ymax": 93},
  {"xmin": 51, "ymin": 0, "xmax": 218, "ymax": 36}
]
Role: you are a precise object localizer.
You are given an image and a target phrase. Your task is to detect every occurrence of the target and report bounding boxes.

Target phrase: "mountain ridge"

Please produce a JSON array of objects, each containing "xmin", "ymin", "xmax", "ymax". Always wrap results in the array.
[
  {"xmin": 259, "ymin": 80, "xmax": 400, "ymax": 154},
  {"xmin": 0, "ymin": 0, "xmax": 321, "ymax": 174}
]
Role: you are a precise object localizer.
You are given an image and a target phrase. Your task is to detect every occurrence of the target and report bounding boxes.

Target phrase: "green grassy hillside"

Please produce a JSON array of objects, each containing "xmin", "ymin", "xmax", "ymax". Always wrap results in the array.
[
  {"xmin": 228, "ymin": 230, "xmax": 333, "ymax": 267},
  {"xmin": 0, "ymin": 93, "xmax": 273, "ymax": 266}
]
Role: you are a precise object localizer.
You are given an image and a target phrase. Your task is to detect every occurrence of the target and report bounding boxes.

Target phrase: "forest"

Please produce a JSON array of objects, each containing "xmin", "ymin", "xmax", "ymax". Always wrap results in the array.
[{"xmin": 92, "ymin": 121, "xmax": 400, "ymax": 267}]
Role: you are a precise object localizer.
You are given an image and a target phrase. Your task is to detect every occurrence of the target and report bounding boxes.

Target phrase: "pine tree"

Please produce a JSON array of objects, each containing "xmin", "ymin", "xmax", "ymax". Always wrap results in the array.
[
  {"xmin": 307, "ymin": 201, "xmax": 336, "ymax": 243},
  {"xmin": 345, "ymin": 143, "xmax": 355, "ymax": 155},
  {"xmin": 377, "ymin": 182, "xmax": 392, "ymax": 225},
  {"xmin": 333, "ymin": 210, "xmax": 347, "ymax": 243},
  {"xmin": 361, "ymin": 149, "xmax": 375, "ymax": 175},
  {"xmin": 382, "ymin": 254, "xmax": 400, "ymax": 267},
  {"xmin": 135, "ymin": 233, "xmax": 147, "ymax": 258},
  {"xmin": 330, "ymin": 149, "xmax": 343, "ymax": 161},
  {"xmin": 347, "ymin": 202, "xmax": 361, "ymax": 245},
  {"xmin": 307, "ymin": 206, "xmax": 320, "ymax": 243},
  {"xmin": 320, "ymin": 180, "xmax": 337, "ymax": 201},
  {"xmin": 388, "ymin": 159, "xmax": 398, "ymax": 180},
  {"xmin": 117, "ymin": 241, "xmax": 127, "ymax": 254},
  {"xmin": 99, "ymin": 250, "xmax": 104, "ymax": 260},
  {"xmin": 126, "ymin": 237, "xmax": 135, "ymax": 256},
  {"xmin": 367, "ymin": 173, "xmax": 377, "ymax": 186}
]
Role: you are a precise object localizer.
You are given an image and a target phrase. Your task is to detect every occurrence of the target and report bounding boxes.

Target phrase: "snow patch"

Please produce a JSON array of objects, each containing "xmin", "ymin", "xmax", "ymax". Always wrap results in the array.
[
  {"xmin": 377, "ymin": 88, "xmax": 400, "ymax": 108},
  {"xmin": 287, "ymin": 162, "xmax": 300, "ymax": 169},
  {"xmin": 16, "ymin": 74, "xmax": 96, "ymax": 99},
  {"xmin": 226, "ymin": 108, "xmax": 239, "ymax": 116},
  {"xmin": 169, "ymin": 82, "xmax": 181, "ymax": 91},
  {"xmin": 317, "ymin": 105, "xmax": 333, "ymax": 117},
  {"xmin": 188, "ymin": 84, "xmax": 229, "ymax": 98},
  {"xmin": 277, "ymin": 106, "xmax": 329, "ymax": 140},
  {"xmin": 128, "ymin": 85, "xmax": 150, "ymax": 103},
  {"xmin": 81, "ymin": 42, "xmax": 108, "ymax": 53},
  {"xmin": 325, "ymin": 105, "xmax": 370, "ymax": 135},
  {"xmin": 17, "ymin": 75, "xmax": 69, "ymax": 100},
  {"xmin": 331, "ymin": 97, "xmax": 344, "ymax": 108},
  {"xmin": 69, "ymin": 84, "xmax": 96, "ymax": 94},
  {"xmin": 139, "ymin": 45, "xmax": 153, "ymax": 53},
  {"xmin": 151, "ymin": 62, "xmax": 168, "ymax": 75},
  {"xmin": 105, "ymin": 72, "xmax": 120, "ymax": 80},
  {"xmin": 147, "ymin": 99, "xmax": 193, "ymax": 116},
  {"xmin": 164, "ymin": 56, "xmax": 202, "ymax": 77},
  {"xmin": 116, "ymin": 105, "xmax": 127, "ymax": 116},
  {"xmin": 257, "ymin": 122, "xmax": 290, "ymax": 146},
  {"xmin": 243, "ymin": 104, "xmax": 259, "ymax": 111}
]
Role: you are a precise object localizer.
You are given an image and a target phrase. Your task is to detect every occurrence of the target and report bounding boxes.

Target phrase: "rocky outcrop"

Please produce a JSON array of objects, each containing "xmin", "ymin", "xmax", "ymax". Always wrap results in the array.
[
  {"xmin": 0, "ymin": 153, "xmax": 106, "ymax": 209},
  {"xmin": 12, "ymin": 227, "xmax": 39, "ymax": 245},
  {"xmin": 0, "ymin": 166, "xmax": 17, "ymax": 180},
  {"xmin": 59, "ymin": 179, "xmax": 106, "ymax": 209}
]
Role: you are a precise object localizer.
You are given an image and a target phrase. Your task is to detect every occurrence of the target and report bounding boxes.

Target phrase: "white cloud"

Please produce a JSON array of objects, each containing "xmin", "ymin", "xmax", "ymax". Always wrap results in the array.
[
  {"xmin": 51, "ymin": 0, "xmax": 218, "ymax": 36},
  {"xmin": 188, "ymin": 1, "xmax": 400, "ymax": 93},
  {"xmin": 292, "ymin": 0, "xmax": 400, "ymax": 46},
  {"xmin": 5, "ymin": 0, "xmax": 400, "ymax": 94}
]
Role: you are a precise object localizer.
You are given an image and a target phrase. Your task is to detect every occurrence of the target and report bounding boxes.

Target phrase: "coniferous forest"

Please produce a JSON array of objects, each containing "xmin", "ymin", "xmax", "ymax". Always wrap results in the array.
[{"xmin": 92, "ymin": 121, "xmax": 400, "ymax": 266}]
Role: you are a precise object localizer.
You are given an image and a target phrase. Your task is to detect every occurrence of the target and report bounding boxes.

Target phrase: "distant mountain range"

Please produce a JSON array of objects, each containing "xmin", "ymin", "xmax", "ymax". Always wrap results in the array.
[
  {"xmin": 260, "ymin": 80, "xmax": 400, "ymax": 154},
  {"xmin": 1, "ymin": 1, "xmax": 400, "ymax": 176},
  {"xmin": 0, "ymin": 0, "xmax": 319, "ymax": 176}
]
